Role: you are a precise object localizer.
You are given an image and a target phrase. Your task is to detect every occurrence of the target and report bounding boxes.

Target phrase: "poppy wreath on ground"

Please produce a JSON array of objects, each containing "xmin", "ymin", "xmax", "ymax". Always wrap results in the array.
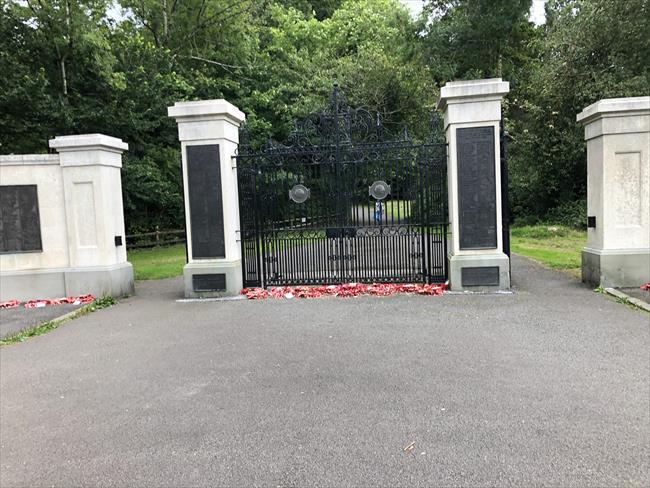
[
  {"xmin": 641, "ymin": 283, "xmax": 650, "ymax": 291},
  {"xmin": 0, "ymin": 295, "xmax": 96, "ymax": 309},
  {"xmin": 0, "ymin": 299, "xmax": 21, "ymax": 309},
  {"xmin": 241, "ymin": 283, "xmax": 447, "ymax": 300}
]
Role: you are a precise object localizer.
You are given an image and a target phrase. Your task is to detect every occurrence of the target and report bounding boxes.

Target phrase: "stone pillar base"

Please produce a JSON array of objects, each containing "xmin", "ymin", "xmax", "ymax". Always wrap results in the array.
[
  {"xmin": 0, "ymin": 262, "xmax": 134, "ymax": 301},
  {"xmin": 582, "ymin": 248, "xmax": 650, "ymax": 288},
  {"xmin": 449, "ymin": 253, "xmax": 510, "ymax": 291},
  {"xmin": 183, "ymin": 260, "xmax": 243, "ymax": 298}
]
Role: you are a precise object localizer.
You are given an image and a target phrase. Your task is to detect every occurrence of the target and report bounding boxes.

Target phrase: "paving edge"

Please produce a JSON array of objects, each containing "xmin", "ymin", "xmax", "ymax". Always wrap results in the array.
[
  {"xmin": 0, "ymin": 307, "xmax": 83, "ymax": 342},
  {"xmin": 604, "ymin": 288, "xmax": 650, "ymax": 312}
]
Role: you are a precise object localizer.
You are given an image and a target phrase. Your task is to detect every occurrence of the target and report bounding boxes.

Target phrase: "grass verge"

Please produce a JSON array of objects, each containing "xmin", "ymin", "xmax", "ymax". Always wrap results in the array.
[
  {"xmin": 510, "ymin": 225, "xmax": 586, "ymax": 278},
  {"xmin": 0, "ymin": 295, "xmax": 116, "ymax": 346},
  {"xmin": 128, "ymin": 244, "xmax": 186, "ymax": 280}
]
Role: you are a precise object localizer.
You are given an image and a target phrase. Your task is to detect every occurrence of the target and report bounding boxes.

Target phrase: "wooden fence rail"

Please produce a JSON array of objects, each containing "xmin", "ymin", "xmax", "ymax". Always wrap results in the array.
[
  {"xmin": 126, "ymin": 213, "xmax": 340, "ymax": 249},
  {"xmin": 126, "ymin": 229, "xmax": 186, "ymax": 249}
]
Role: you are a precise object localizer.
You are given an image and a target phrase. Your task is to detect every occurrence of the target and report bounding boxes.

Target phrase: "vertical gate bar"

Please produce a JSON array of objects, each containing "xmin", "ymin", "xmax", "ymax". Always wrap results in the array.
[
  {"xmin": 426, "ymin": 153, "xmax": 432, "ymax": 282},
  {"xmin": 500, "ymin": 122, "xmax": 511, "ymax": 262},
  {"xmin": 237, "ymin": 158, "xmax": 247, "ymax": 287},
  {"xmin": 251, "ymin": 160, "xmax": 260, "ymax": 287},
  {"xmin": 395, "ymin": 149, "xmax": 401, "ymax": 281},
  {"xmin": 418, "ymin": 146, "xmax": 428, "ymax": 283},
  {"xmin": 260, "ymin": 167, "xmax": 269, "ymax": 287}
]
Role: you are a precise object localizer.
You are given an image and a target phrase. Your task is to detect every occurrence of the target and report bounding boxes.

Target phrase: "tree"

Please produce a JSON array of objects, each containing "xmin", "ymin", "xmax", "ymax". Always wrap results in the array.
[
  {"xmin": 507, "ymin": 0, "xmax": 650, "ymax": 221},
  {"xmin": 421, "ymin": 0, "xmax": 533, "ymax": 80}
]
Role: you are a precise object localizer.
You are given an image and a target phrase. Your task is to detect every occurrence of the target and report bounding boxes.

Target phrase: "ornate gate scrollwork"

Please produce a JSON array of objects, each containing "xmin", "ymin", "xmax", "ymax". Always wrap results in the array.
[{"xmin": 236, "ymin": 84, "xmax": 448, "ymax": 288}]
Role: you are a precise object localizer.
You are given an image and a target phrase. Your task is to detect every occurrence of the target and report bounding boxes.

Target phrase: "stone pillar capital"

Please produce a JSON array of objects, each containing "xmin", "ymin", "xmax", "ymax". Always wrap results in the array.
[
  {"xmin": 437, "ymin": 78, "xmax": 510, "ymax": 109},
  {"xmin": 437, "ymin": 79, "xmax": 509, "ymax": 127},
  {"xmin": 48, "ymin": 134, "xmax": 128, "ymax": 168},
  {"xmin": 577, "ymin": 97, "xmax": 650, "ymax": 141},
  {"xmin": 168, "ymin": 100, "xmax": 246, "ymax": 143}
]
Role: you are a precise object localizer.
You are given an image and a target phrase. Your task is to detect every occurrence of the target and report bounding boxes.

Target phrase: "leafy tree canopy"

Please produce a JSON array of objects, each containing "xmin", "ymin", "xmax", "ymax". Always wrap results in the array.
[{"xmin": 1, "ymin": 0, "xmax": 648, "ymax": 231}]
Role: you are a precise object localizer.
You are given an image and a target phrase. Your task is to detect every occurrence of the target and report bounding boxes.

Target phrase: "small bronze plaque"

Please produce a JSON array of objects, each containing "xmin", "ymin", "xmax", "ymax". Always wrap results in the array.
[
  {"xmin": 0, "ymin": 185, "xmax": 42, "ymax": 253},
  {"xmin": 193, "ymin": 273, "xmax": 227, "ymax": 292},
  {"xmin": 587, "ymin": 216, "xmax": 596, "ymax": 228},
  {"xmin": 461, "ymin": 267, "xmax": 500, "ymax": 287}
]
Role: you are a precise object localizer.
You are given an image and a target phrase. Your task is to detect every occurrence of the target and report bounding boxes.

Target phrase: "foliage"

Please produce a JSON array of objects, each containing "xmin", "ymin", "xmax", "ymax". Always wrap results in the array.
[
  {"xmin": 1, "ymin": 0, "xmax": 648, "ymax": 231},
  {"xmin": 507, "ymin": 0, "xmax": 650, "ymax": 219},
  {"xmin": 421, "ymin": 0, "xmax": 534, "ymax": 80},
  {"xmin": 544, "ymin": 199, "xmax": 587, "ymax": 229}
]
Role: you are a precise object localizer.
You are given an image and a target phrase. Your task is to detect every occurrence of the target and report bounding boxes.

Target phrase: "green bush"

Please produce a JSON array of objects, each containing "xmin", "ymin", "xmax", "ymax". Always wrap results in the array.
[
  {"xmin": 544, "ymin": 199, "xmax": 587, "ymax": 229},
  {"xmin": 512, "ymin": 213, "xmax": 540, "ymax": 227}
]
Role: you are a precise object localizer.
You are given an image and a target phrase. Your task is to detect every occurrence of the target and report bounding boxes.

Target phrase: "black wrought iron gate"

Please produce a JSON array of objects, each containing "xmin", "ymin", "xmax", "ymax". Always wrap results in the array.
[{"xmin": 237, "ymin": 86, "xmax": 448, "ymax": 288}]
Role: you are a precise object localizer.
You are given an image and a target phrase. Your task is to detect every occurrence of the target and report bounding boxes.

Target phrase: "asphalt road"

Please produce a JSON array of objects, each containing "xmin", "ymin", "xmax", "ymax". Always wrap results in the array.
[
  {"xmin": 1, "ymin": 255, "xmax": 648, "ymax": 487},
  {"xmin": 1, "ymin": 303, "xmax": 83, "ymax": 340}
]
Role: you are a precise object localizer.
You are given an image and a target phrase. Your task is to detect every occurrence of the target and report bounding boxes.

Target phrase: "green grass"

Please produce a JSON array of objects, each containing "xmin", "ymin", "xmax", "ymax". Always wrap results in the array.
[
  {"xmin": 384, "ymin": 199, "xmax": 412, "ymax": 219},
  {"xmin": 0, "ymin": 295, "xmax": 116, "ymax": 346},
  {"xmin": 128, "ymin": 244, "xmax": 186, "ymax": 280},
  {"xmin": 510, "ymin": 225, "xmax": 586, "ymax": 277}
]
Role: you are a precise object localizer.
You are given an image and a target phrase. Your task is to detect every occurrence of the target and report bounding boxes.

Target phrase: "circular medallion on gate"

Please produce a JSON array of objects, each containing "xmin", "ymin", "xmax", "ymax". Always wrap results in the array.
[
  {"xmin": 369, "ymin": 180, "xmax": 391, "ymax": 200},
  {"xmin": 289, "ymin": 184, "xmax": 310, "ymax": 203}
]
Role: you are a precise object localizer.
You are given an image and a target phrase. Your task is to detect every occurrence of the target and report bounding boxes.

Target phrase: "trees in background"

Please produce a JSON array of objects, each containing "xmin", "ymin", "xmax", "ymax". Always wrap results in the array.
[
  {"xmin": 509, "ymin": 0, "xmax": 650, "ymax": 222},
  {"xmin": 1, "ymin": 0, "xmax": 648, "ymax": 231}
]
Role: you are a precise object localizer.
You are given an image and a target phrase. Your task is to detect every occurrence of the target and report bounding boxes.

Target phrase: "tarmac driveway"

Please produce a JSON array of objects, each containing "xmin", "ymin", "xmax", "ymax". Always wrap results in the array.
[{"xmin": 1, "ymin": 255, "xmax": 648, "ymax": 487}]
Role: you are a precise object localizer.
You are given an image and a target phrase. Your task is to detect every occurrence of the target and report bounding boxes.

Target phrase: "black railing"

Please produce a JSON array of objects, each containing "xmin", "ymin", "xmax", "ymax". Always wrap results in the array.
[{"xmin": 237, "ymin": 85, "xmax": 448, "ymax": 288}]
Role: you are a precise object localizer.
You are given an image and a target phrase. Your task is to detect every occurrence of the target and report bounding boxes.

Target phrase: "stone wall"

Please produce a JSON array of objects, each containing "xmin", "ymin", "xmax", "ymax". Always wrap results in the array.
[{"xmin": 0, "ymin": 134, "xmax": 134, "ymax": 301}]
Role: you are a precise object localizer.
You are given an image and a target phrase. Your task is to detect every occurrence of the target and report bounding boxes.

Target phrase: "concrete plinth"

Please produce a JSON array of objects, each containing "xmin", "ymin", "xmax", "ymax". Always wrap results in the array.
[
  {"xmin": 582, "ymin": 248, "xmax": 650, "ymax": 288},
  {"xmin": 183, "ymin": 260, "xmax": 243, "ymax": 298},
  {"xmin": 1, "ymin": 263, "xmax": 134, "ymax": 302},
  {"xmin": 577, "ymin": 97, "xmax": 650, "ymax": 288},
  {"xmin": 449, "ymin": 253, "xmax": 511, "ymax": 292}
]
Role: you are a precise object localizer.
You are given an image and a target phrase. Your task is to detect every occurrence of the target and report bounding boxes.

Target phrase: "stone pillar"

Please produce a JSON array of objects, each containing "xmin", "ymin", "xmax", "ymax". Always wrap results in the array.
[
  {"xmin": 437, "ymin": 78, "xmax": 510, "ymax": 291},
  {"xmin": 48, "ymin": 134, "xmax": 134, "ymax": 297},
  {"xmin": 168, "ymin": 100, "xmax": 245, "ymax": 297},
  {"xmin": 577, "ymin": 97, "xmax": 650, "ymax": 287}
]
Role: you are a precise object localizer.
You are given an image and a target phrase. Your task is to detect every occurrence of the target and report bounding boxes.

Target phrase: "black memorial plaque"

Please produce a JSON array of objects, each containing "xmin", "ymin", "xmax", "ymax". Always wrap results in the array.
[
  {"xmin": 193, "ymin": 273, "xmax": 227, "ymax": 292},
  {"xmin": 187, "ymin": 145, "xmax": 225, "ymax": 258},
  {"xmin": 457, "ymin": 126, "xmax": 497, "ymax": 249},
  {"xmin": 461, "ymin": 266, "xmax": 500, "ymax": 287},
  {"xmin": 0, "ymin": 185, "xmax": 42, "ymax": 253}
]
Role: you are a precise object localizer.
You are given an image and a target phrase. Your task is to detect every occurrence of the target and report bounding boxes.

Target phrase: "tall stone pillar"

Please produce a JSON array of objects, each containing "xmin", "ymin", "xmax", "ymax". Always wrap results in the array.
[
  {"xmin": 49, "ymin": 134, "xmax": 134, "ymax": 298},
  {"xmin": 437, "ymin": 78, "xmax": 510, "ymax": 291},
  {"xmin": 577, "ymin": 97, "xmax": 650, "ymax": 287},
  {"xmin": 168, "ymin": 100, "xmax": 245, "ymax": 297}
]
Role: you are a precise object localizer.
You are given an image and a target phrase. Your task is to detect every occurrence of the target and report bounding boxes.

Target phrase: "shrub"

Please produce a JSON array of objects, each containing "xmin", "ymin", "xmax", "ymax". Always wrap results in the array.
[{"xmin": 544, "ymin": 199, "xmax": 587, "ymax": 229}]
